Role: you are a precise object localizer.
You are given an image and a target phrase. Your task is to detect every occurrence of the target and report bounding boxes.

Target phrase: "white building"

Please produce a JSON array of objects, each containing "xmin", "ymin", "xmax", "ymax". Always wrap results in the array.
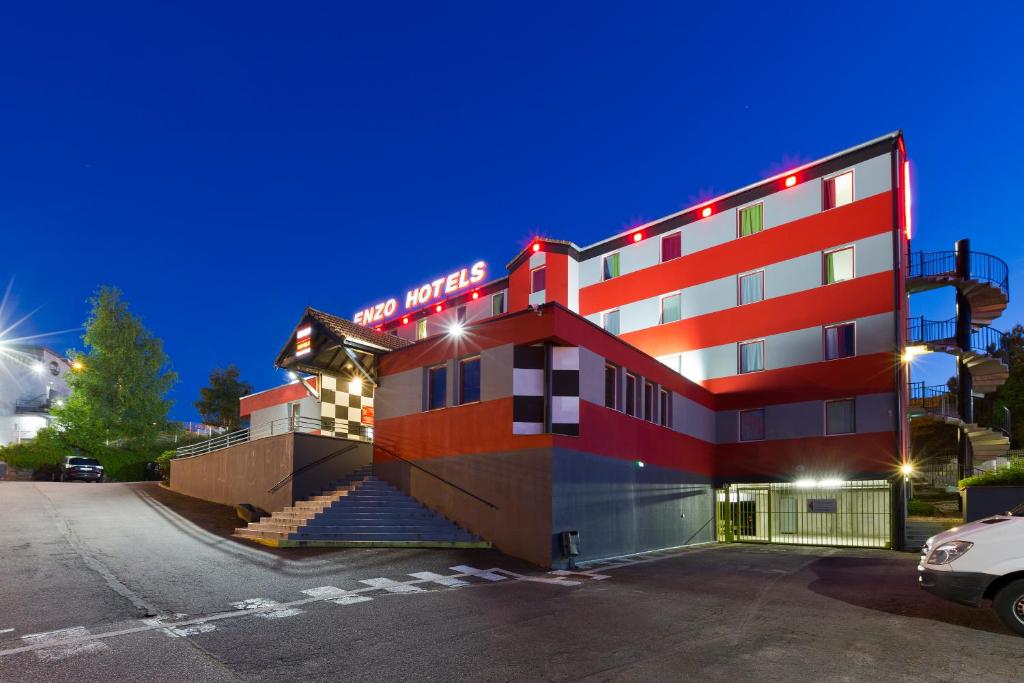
[{"xmin": 0, "ymin": 346, "xmax": 72, "ymax": 446}]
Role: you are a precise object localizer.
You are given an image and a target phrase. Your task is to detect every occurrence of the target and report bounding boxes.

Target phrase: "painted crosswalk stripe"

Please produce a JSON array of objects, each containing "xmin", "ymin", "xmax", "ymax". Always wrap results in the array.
[
  {"xmin": 360, "ymin": 578, "xmax": 424, "ymax": 593},
  {"xmin": 0, "ymin": 629, "xmax": 13, "ymax": 635},
  {"xmin": 409, "ymin": 571, "xmax": 469, "ymax": 587},
  {"xmin": 301, "ymin": 586, "xmax": 374, "ymax": 606},
  {"xmin": 22, "ymin": 627, "xmax": 109, "ymax": 661},
  {"xmin": 549, "ymin": 569, "xmax": 611, "ymax": 581},
  {"xmin": 230, "ymin": 598, "xmax": 303, "ymax": 619},
  {"xmin": 450, "ymin": 565, "xmax": 507, "ymax": 581}
]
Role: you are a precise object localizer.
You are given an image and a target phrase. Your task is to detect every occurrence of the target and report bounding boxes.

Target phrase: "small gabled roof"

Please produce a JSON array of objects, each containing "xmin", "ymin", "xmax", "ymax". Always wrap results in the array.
[{"xmin": 304, "ymin": 307, "xmax": 411, "ymax": 352}]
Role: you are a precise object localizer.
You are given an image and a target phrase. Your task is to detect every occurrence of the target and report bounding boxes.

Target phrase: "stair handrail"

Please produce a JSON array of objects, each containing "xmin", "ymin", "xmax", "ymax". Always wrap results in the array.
[
  {"xmin": 174, "ymin": 415, "xmax": 370, "ymax": 458},
  {"xmin": 267, "ymin": 443, "xmax": 362, "ymax": 493},
  {"xmin": 907, "ymin": 249, "xmax": 1009, "ymax": 295},
  {"xmin": 371, "ymin": 441, "xmax": 499, "ymax": 510},
  {"xmin": 906, "ymin": 316, "xmax": 1007, "ymax": 358}
]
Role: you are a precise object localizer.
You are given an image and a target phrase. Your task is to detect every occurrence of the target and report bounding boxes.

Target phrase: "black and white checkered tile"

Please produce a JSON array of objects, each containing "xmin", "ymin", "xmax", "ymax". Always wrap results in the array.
[
  {"xmin": 512, "ymin": 344, "xmax": 579, "ymax": 436},
  {"xmin": 319, "ymin": 374, "xmax": 374, "ymax": 439}
]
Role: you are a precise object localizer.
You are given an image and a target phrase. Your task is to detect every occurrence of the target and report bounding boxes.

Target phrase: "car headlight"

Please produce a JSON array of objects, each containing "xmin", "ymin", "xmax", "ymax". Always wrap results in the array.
[{"xmin": 927, "ymin": 540, "xmax": 973, "ymax": 565}]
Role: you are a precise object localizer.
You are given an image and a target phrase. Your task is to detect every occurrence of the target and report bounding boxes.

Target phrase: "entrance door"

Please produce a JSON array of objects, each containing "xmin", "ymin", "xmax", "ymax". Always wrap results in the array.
[{"xmin": 778, "ymin": 496, "xmax": 798, "ymax": 535}]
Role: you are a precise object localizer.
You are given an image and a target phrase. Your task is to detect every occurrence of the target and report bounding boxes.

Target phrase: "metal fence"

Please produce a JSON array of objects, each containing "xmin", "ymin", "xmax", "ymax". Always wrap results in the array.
[
  {"xmin": 907, "ymin": 250, "xmax": 1009, "ymax": 294},
  {"xmin": 716, "ymin": 480, "xmax": 892, "ymax": 548},
  {"xmin": 906, "ymin": 316, "xmax": 1007, "ymax": 357},
  {"xmin": 174, "ymin": 416, "xmax": 371, "ymax": 458}
]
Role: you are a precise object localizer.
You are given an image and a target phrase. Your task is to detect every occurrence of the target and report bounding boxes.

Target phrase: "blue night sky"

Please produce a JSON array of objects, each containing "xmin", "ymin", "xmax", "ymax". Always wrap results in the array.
[{"xmin": 2, "ymin": 2, "xmax": 1022, "ymax": 421}]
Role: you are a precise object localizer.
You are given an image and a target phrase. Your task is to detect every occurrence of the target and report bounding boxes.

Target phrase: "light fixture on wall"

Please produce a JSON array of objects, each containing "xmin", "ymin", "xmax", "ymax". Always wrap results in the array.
[{"xmin": 349, "ymin": 378, "xmax": 363, "ymax": 394}]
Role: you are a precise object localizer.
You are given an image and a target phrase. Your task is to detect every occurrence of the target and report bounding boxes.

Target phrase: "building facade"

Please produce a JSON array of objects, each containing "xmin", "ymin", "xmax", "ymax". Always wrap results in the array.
[
  {"xmin": 0, "ymin": 346, "xmax": 72, "ymax": 446},
  {"xmin": 232, "ymin": 131, "xmax": 1007, "ymax": 565}
]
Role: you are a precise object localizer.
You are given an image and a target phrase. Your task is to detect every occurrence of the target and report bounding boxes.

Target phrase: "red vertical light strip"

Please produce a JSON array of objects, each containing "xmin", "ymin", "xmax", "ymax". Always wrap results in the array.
[{"xmin": 902, "ymin": 160, "xmax": 912, "ymax": 240}]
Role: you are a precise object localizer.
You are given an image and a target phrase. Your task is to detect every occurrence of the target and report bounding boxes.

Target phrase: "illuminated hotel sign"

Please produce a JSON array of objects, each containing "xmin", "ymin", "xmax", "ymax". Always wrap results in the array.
[
  {"xmin": 295, "ymin": 326, "xmax": 312, "ymax": 356},
  {"xmin": 354, "ymin": 261, "xmax": 487, "ymax": 325}
]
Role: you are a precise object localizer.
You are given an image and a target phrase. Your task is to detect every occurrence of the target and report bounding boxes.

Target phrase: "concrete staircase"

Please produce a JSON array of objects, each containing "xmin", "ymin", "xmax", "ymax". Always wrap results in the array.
[
  {"xmin": 905, "ymin": 517, "xmax": 962, "ymax": 552},
  {"xmin": 234, "ymin": 466, "xmax": 490, "ymax": 549}
]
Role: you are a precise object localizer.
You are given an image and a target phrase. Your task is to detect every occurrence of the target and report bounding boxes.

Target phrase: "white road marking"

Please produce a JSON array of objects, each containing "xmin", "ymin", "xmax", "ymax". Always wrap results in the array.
[
  {"xmin": 21, "ymin": 627, "xmax": 109, "ymax": 661},
  {"xmin": 360, "ymin": 578, "xmax": 424, "ymax": 593},
  {"xmin": 0, "ymin": 564, "xmax": 595, "ymax": 659},
  {"xmin": 0, "ymin": 629, "xmax": 13, "ymax": 634},
  {"xmin": 409, "ymin": 571, "xmax": 469, "ymax": 587},
  {"xmin": 450, "ymin": 565, "xmax": 507, "ymax": 581},
  {"xmin": 230, "ymin": 598, "xmax": 303, "ymax": 619},
  {"xmin": 301, "ymin": 586, "xmax": 374, "ymax": 606},
  {"xmin": 549, "ymin": 569, "xmax": 611, "ymax": 581}
]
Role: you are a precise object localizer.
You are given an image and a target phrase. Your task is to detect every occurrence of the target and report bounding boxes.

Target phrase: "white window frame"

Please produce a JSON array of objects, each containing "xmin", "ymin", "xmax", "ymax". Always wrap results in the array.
[
  {"xmin": 824, "ymin": 398, "xmax": 857, "ymax": 435},
  {"xmin": 602, "ymin": 309, "xmax": 621, "ymax": 335},
  {"xmin": 660, "ymin": 231, "xmax": 682, "ymax": 263},
  {"xmin": 604, "ymin": 363, "xmax": 620, "ymax": 411},
  {"xmin": 458, "ymin": 355, "xmax": 481, "ymax": 405},
  {"xmin": 823, "ymin": 245, "xmax": 856, "ymax": 285},
  {"xmin": 491, "ymin": 291, "xmax": 506, "ymax": 316},
  {"xmin": 659, "ymin": 292, "xmax": 682, "ymax": 325},
  {"xmin": 602, "ymin": 251, "xmax": 621, "ymax": 281},
  {"xmin": 416, "ymin": 318, "xmax": 428, "ymax": 340},
  {"xmin": 737, "ymin": 269, "xmax": 765, "ymax": 306},
  {"xmin": 738, "ymin": 339, "xmax": 765, "ymax": 375},
  {"xmin": 531, "ymin": 265, "xmax": 547, "ymax": 294},
  {"xmin": 738, "ymin": 408, "xmax": 766, "ymax": 442},
  {"xmin": 822, "ymin": 169, "xmax": 855, "ymax": 211},
  {"xmin": 823, "ymin": 321, "xmax": 857, "ymax": 361},
  {"xmin": 736, "ymin": 200, "xmax": 765, "ymax": 238}
]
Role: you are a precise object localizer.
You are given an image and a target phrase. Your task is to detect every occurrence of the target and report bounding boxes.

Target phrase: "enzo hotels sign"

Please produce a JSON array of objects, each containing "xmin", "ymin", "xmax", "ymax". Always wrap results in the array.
[{"xmin": 354, "ymin": 261, "xmax": 487, "ymax": 325}]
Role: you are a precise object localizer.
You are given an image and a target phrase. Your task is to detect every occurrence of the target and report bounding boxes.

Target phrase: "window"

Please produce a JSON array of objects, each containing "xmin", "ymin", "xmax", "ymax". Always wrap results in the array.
[
  {"xmin": 661, "ymin": 233, "xmax": 681, "ymax": 262},
  {"xmin": 603, "ymin": 309, "xmax": 620, "ymax": 335},
  {"xmin": 457, "ymin": 306, "xmax": 467, "ymax": 324},
  {"xmin": 625, "ymin": 373, "xmax": 637, "ymax": 417},
  {"xmin": 660, "ymin": 293, "xmax": 681, "ymax": 324},
  {"xmin": 738, "ymin": 340, "xmax": 764, "ymax": 374},
  {"xmin": 738, "ymin": 271, "xmax": 764, "ymax": 305},
  {"xmin": 824, "ymin": 247, "xmax": 854, "ymax": 284},
  {"xmin": 660, "ymin": 354, "xmax": 682, "ymax": 373},
  {"xmin": 416, "ymin": 319, "xmax": 428, "ymax": 340},
  {"xmin": 427, "ymin": 365, "xmax": 447, "ymax": 410},
  {"xmin": 491, "ymin": 291, "xmax": 506, "ymax": 316},
  {"xmin": 739, "ymin": 409, "xmax": 766, "ymax": 441},
  {"xmin": 531, "ymin": 266, "xmax": 546, "ymax": 293},
  {"xmin": 658, "ymin": 388, "xmax": 670, "ymax": 427},
  {"xmin": 824, "ymin": 323, "xmax": 855, "ymax": 360},
  {"xmin": 738, "ymin": 203, "xmax": 764, "ymax": 237},
  {"xmin": 459, "ymin": 356, "xmax": 481, "ymax": 404},
  {"xmin": 603, "ymin": 253, "xmax": 620, "ymax": 281},
  {"xmin": 823, "ymin": 171, "xmax": 854, "ymax": 210},
  {"xmin": 825, "ymin": 399, "xmax": 856, "ymax": 435},
  {"xmin": 604, "ymin": 364, "xmax": 619, "ymax": 410},
  {"xmin": 643, "ymin": 382, "xmax": 655, "ymax": 422}
]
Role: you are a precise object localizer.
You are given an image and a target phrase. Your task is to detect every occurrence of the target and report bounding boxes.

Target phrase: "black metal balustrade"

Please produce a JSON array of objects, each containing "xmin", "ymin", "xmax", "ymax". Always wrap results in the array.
[{"xmin": 907, "ymin": 250, "xmax": 1009, "ymax": 297}]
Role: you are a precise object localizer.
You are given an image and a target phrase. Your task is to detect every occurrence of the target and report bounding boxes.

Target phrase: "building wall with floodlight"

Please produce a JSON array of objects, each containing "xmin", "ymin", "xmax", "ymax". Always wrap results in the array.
[{"xmin": 0, "ymin": 346, "xmax": 71, "ymax": 446}]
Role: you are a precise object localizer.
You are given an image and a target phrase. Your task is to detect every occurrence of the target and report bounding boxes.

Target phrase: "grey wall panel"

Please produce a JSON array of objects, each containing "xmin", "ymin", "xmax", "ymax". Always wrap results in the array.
[
  {"xmin": 766, "ymin": 327, "xmax": 822, "ymax": 370},
  {"xmin": 567, "ymin": 258, "xmax": 580, "ymax": 312},
  {"xmin": 619, "ymin": 237, "xmax": 660, "ymax": 276},
  {"xmin": 764, "ymin": 252, "xmax": 821, "ymax": 300},
  {"xmin": 852, "ymin": 232, "xmax": 895, "ymax": 278},
  {"xmin": 529, "ymin": 290, "xmax": 546, "ymax": 307},
  {"xmin": 550, "ymin": 448, "xmax": 714, "ymax": 566},
  {"xmin": 853, "ymin": 153, "xmax": 892, "ymax": 200},
  {"xmin": 680, "ymin": 343, "xmax": 735, "ymax": 383},
  {"xmin": 761, "ymin": 179, "xmax": 823, "ymax": 230},
  {"xmin": 529, "ymin": 252, "xmax": 546, "ymax": 269},
  {"xmin": 680, "ymin": 211, "xmax": 734, "ymax": 256},
  {"xmin": 375, "ymin": 367, "xmax": 424, "ymax": 420},
  {"xmin": 681, "ymin": 275, "xmax": 735, "ymax": 319},
  {"xmin": 672, "ymin": 393, "xmax": 716, "ymax": 443},
  {"xmin": 716, "ymin": 410, "xmax": 738, "ymax": 444},
  {"xmin": 766, "ymin": 400, "xmax": 825, "ymax": 440},
  {"xmin": 579, "ymin": 255, "xmax": 602, "ymax": 288},
  {"xmin": 855, "ymin": 312, "xmax": 897, "ymax": 355},
  {"xmin": 856, "ymin": 392, "xmax": 897, "ymax": 433},
  {"xmin": 481, "ymin": 344, "xmax": 514, "ymax": 402},
  {"xmin": 619, "ymin": 296, "xmax": 660, "ymax": 334},
  {"xmin": 578, "ymin": 347, "xmax": 606, "ymax": 406}
]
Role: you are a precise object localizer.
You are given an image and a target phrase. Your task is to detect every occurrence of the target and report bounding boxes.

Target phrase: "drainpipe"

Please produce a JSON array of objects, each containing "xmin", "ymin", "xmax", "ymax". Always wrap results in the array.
[{"xmin": 955, "ymin": 238, "xmax": 974, "ymax": 479}]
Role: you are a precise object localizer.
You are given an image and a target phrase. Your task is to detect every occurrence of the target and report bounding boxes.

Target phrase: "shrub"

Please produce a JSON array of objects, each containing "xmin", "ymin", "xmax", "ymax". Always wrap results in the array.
[
  {"xmin": 908, "ymin": 499, "xmax": 937, "ymax": 516},
  {"xmin": 0, "ymin": 429, "xmax": 164, "ymax": 482},
  {"xmin": 960, "ymin": 460, "xmax": 1024, "ymax": 488}
]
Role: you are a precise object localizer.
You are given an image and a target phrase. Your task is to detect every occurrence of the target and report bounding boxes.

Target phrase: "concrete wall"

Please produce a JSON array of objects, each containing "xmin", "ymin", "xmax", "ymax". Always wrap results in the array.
[
  {"xmin": 963, "ymin": 486, "xmax": 1024, "ymax": 522},
  {"xmin": 375, "ymin": 447, "xmax": 553, "ymax": 567},
  {"xmin": 169, "ymin": 433, "xmax": 371, "ymax": 513},
  {"xmin": 550, "ymin": 448, "xmax": 715, "ymax": 565}
]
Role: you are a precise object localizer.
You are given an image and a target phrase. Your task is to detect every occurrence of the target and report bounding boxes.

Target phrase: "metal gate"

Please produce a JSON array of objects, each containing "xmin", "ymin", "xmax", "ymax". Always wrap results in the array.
[{"xmin": 716, "ymin": 480, "xmax": 892, "ymax": 548}]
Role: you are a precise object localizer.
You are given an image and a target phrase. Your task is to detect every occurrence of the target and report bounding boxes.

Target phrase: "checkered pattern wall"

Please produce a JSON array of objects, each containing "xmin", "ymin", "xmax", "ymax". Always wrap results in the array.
[
  {"xmin": 512, "ymin": 344, "xmax": 579, "ymax": 436},
  {"xmin": 319, "ymin": 373, "xmax": 374, "ymax": 440}
]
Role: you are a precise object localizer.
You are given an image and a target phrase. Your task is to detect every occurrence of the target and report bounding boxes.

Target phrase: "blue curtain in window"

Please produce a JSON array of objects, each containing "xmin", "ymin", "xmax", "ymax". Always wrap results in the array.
[
  {"xmin": 741, "ymin": 342, "xmax": 763, "ymax": 373},
  {"xmin": 741, "ymin": 273, "xmax": 763, "ymax": 304}
]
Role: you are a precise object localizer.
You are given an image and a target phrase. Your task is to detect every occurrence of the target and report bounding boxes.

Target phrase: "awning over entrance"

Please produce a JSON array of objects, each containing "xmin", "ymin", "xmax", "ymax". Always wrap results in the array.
[{"xmin": 275, "ymin": 307, "xmax": 410, "ymax": 386}]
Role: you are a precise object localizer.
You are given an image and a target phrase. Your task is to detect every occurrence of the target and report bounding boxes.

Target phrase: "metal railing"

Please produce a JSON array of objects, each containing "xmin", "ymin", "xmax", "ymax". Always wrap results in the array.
[
  {"xmin": 174, "ymin": 416, "xmax": 371, "ymax": 458},
  {"xmin": 909, "ymin": 381, "xmax": 1011, "ymax": 437},
  {"xmin": 907, "ymin": 250, "xmax": 1009, "ymax": 295},
  {"xmin": 15, "ymin": 396, "xmax": 52, "ymax": 414},
  {"xmin": 906, "ymin": 316, "xmax": 1007, "ymax": 357}
]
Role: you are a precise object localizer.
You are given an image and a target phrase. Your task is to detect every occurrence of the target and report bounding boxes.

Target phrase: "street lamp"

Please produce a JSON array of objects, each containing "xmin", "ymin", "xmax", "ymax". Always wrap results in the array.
[{"xmin": 71, "ymin": 359, "xmax": 85, "ymax": 371}]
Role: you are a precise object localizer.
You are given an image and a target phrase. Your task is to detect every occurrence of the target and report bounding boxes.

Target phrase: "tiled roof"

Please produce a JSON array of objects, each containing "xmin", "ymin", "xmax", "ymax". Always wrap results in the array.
[{"xmin": 305, "ymin": 307, "xmax": 412, "ymax": 351}]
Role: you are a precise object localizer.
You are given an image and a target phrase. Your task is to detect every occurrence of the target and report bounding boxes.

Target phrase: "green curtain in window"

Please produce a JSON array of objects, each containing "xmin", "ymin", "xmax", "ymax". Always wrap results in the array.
[
  {"xmin": 826, "ymin": 252, "xmax": 836, "ymax": 283},
  {"xmin": 740, "ymin": 204, "xmax": 763, "ymax": 237}
]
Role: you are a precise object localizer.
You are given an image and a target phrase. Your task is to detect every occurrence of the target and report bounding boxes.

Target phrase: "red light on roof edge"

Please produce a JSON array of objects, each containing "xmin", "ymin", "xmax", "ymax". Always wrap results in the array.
[
  {"xmin": 700, "ymin": 206, "xmax": 712, "ymax": 219},
  {"xmin": 531, "ymin": 242, "xmax": 541, "ymax": 252},
  {"xmin": 784, "ymin": 175, "xmax": 797, "ymax": 188},
  {"xmin": 632, "ymin": 232, "xmax": 643, "ymax": 242},
  {"xmin": 401, "ymin": 316, "xmax": 409, "ymax": 325},
  {"xmin": 435, "ymin": 304, "xmax": 443, "ymax": 313},
  {"xmin": 471, "ymin": 291, "xmax": 480, "ymax": 300}
]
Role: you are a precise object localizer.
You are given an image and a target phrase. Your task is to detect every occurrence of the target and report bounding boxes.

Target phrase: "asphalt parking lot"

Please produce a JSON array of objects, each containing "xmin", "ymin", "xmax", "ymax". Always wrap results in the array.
[{"xmin": 1, "ymin": 481, "xmax": 1022, "ymax": 682}]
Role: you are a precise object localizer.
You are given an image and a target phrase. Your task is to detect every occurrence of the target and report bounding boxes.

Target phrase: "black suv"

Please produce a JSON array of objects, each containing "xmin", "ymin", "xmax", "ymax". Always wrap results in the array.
[{"xmin": 59, "ymin": 456, "xmax": 104, "ymax": 482}]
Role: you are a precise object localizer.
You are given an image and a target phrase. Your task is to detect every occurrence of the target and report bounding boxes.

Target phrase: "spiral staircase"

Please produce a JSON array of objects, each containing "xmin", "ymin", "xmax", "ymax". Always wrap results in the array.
[{"xmin": 906, "ymin": 243, "xmax": 1012, "ymax": 470}]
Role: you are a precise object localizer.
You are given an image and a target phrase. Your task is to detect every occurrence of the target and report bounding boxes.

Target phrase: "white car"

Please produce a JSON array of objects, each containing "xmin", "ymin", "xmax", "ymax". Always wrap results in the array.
[{"xmin": 918, "ymin": 504, "xmax": 1024, "ymax": 636}]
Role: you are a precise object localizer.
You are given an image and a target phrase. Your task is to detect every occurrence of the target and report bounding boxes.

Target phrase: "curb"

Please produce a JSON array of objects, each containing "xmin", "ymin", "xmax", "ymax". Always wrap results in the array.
[{"xmin": 234, "ymin": 535, "xmax": 491, "ymax": 550}]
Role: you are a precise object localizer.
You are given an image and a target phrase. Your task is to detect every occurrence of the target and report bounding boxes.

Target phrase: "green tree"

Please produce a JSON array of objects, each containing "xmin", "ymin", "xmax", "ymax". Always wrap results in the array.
[
  {"xmin": 53, "ymin": 286, "xmax": 177, "ymax": 452},
  {"xmin": 194, "ymin": 365, "xmax": 252, "ymax": 430}
]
